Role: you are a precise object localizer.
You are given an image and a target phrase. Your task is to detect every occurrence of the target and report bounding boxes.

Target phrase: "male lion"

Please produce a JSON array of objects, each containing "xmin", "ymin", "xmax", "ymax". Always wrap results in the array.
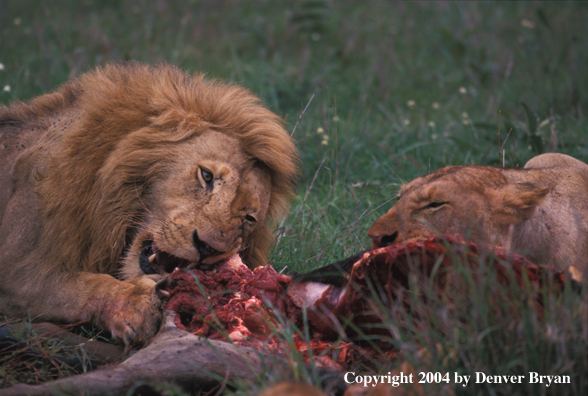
[
  {"xmin": 368, "ymin": 154, "xmax": 588, "ymax": 280},
  {"xmin": 0, "ymin": 63, "xmax": 299, "ymax": 344}
]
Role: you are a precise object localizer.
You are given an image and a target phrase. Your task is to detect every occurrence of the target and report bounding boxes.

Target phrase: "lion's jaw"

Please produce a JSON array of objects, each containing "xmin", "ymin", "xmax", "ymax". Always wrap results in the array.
[{"xmin": 120, "ymin": 131, "xmax": 272, "ymax": 279}]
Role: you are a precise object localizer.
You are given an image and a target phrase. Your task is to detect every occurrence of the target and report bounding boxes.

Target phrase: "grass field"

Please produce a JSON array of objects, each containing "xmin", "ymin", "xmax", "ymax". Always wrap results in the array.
[{"xmin": 1, "ymin": 1, "xmax": 587, "ymax": 395}]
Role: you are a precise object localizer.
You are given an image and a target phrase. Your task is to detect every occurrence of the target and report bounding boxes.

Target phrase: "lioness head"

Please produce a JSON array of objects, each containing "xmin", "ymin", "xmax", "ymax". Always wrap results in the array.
[{"xmin": 368, "ymin": 166, "xmax": 548, "ymax": 248}]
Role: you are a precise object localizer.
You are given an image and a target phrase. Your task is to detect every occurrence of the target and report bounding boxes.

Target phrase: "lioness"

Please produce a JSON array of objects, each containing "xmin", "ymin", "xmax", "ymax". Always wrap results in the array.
[
  {"xmin": 0, "ymin": 63, "xmax": 299, "ymax": 344},
  {"xmin": 368, "ymin": 154, "xmax": 588, "ymax": 280}
]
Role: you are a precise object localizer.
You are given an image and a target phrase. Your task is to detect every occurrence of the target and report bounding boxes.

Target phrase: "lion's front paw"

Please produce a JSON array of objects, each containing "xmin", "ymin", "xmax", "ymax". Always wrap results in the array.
[{"xmin": 100, "ymin": 276, "xmax": 169, "ymax": 346}]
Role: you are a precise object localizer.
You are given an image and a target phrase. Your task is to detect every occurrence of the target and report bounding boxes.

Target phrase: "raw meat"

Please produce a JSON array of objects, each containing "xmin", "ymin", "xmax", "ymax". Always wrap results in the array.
[{"xmin": 165, "ymin": 235, "xmax": 567, "ymax": 370}]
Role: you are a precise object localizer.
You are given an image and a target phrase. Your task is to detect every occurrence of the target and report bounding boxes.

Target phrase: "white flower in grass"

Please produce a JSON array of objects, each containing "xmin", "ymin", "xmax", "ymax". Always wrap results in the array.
[
  {"xmin": 407, "ymin": 100, "xmax": 416, "ymax": 108},
  {"xmin": 317, "ymin": 127, "xmax": 324, "ymax": 134},
  {"xmin": 0, "ymin": 63, "xmax": 4, "ymax": 71},
  {"xmin": 404, "ymin": 119, "xmax": 410, "ymax": 126},
  {"xmin": 432, "ymin": 102, "xmax": 439, "ymax": 110},
  {"xmin": 521, "ymin": 19, "xmax": 535, "ymax": 29},
  {"xmin": 3, "ymin": 85, "xmax": 11, "ymax": 92},
  {"xmin": 462, "ymin": 112, "xmax": 469, "ymax": 118},
  {"xmin": 14, "ymin": 18, "xmax": 22, "ymax": 26},
  {"xmin": 428, "ymin": 121, "xmax": 435, "ymax": 128},
  {"xmin": 332, "ymin": 115, "xmax": 339, "ymax": 122},
  {"xmin": 459, "ymin": 87, "xmax": 467, "ymax": 95}
]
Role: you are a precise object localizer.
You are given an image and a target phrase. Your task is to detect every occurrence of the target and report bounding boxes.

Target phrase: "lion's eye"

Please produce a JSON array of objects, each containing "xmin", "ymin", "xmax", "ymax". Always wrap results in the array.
[
  {"xmin": 245, "ymin": 214, "xmax": 257, "ymax": 223},
  {"xmin": 201, "ymin": 168, "xmax": 213, "ymax": 185},
  {"xmin": 423, "ymin": 201, "xmax": 447, "ymax": 210}
]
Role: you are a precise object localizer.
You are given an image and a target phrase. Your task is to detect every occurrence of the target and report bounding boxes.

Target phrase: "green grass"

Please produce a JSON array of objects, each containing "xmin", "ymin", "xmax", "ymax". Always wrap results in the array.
[
  {"xmin": 384, "ymin": 246, "xmax": 587, "ymax": 396},
  {"xmin": 0, "ymin": 319, "xmax": 97, "ymax": 387},
  {"xmin": 1, "ymin": 1, "xmax": 587, "ymax": 394}
]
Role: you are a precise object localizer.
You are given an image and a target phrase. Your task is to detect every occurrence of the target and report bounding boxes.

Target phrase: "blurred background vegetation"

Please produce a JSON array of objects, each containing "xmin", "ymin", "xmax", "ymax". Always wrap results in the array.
[{"xmin": 1, "ymin": 1, "xmax": 587, "ymax": 393}]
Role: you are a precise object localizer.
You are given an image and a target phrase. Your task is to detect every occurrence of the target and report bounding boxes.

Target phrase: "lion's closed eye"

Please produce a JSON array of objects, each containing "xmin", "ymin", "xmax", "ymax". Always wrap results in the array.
[{"xmin": 422, "ymin": 201, "xmax": 447, "ymax": 210}]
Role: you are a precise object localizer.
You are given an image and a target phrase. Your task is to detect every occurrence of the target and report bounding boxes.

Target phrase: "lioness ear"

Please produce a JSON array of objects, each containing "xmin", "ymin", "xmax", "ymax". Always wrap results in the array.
[{"xmin": 495, "ymin": 182, "xmax": 549, "ymax": 221}]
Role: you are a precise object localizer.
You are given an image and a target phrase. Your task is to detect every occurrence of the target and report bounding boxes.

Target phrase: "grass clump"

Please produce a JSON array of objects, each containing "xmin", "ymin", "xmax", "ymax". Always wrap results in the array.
[
  {"xmin": 0, "ymin": 319, "xmax": 98, "ymax": 388},
  {"xmin": 387, "ymin": 250, "xmax": 587, "ymax": 396}
]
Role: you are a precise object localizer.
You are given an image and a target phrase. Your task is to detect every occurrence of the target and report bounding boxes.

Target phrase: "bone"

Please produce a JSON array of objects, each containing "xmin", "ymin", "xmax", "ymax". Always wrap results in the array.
[{"xmin": 1, "ymin": 313, "xmax": 294, "ymax": 396}]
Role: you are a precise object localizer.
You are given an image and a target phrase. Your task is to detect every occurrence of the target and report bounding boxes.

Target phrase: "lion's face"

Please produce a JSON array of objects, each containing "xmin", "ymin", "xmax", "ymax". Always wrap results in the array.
[
  {"xmin": 368, "ymin": 166, "xmax": 548, "ymax": 249},
  {"xmin": 368, "ymin": 170, "xmax": 486, "ymax": 248},
  {"xmin": 123, "ymin": 131, "xmax": 271, "ymax": 276}
]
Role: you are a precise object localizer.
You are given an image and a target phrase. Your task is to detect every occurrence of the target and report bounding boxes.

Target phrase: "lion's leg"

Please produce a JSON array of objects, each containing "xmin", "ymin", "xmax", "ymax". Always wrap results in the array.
[
  {"xmin": 0, "ymin": 269, "xmax": 166, "ymax": 346},
  {"xmin": 0, "ymin": 186, "xmax": 166, "ymax": 345}
]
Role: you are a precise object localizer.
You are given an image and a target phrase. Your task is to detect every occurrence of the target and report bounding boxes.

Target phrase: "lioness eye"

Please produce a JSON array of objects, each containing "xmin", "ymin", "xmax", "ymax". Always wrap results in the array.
[
  {"xmin": 423, "ymin": 201, "xmax": 447, "ymax": 209},
  {"xmin": 201, "ymin": 168, "xmax": 213, "ymax": 184}
]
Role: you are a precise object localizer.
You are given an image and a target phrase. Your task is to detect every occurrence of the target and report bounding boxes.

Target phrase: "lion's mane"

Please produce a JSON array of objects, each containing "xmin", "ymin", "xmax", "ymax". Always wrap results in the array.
[{"xmin": 0, "ymin": 62, "xmax": 299, "ymax": 276}]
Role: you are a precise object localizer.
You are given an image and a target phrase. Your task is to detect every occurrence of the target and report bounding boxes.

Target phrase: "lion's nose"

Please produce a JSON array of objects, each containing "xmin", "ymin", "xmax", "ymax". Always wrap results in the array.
[
  {"xmin": 192, "ymin": 230, "xmax": 221, "ymax": 259},
  {"xmin": 369, "ymin": 230, "xmax": 399, "ymax": 248}
]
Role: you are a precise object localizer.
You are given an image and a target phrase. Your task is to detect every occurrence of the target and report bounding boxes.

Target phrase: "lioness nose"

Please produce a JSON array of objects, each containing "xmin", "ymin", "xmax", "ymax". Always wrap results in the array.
[
  {"xmin": 369, "ymin": 230, "xmax": 399, "ymax": 248},
  {"xmin": 192, "ymin": 230, "xmax": 221, "ymax": 259}
]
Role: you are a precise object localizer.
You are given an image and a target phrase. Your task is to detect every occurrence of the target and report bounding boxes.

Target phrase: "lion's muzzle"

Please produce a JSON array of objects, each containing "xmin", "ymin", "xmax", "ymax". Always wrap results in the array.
[
  {"xmin": 368, "ymin": 229, "xmax": 399, "ymax": 249},
  {"xmin": 192, "ymin": 229, "xmax": 223, "ymax": 259}
]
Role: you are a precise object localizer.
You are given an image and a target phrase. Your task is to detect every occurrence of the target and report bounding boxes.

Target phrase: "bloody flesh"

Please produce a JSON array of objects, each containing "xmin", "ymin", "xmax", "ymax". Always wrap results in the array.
[
  {"xmin": 165, "ymin": 235, "xmax": 567, "ymax": 370},
  {"xmin": 289, "ymin": 234, "xmax": 568, "ymax": 339},
  {"xmin": 166, "ymin": 255, "xmax": 298, "ymax": 342},
  {"xmin": 165, "ymin": 256, "xmax": 394, "ymax": 370}
]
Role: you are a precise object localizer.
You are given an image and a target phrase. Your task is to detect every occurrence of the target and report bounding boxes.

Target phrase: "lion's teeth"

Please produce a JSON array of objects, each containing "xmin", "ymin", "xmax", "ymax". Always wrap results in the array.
[{"xmin": 148, "ymin": 254, "xmax": 156, "ymax": 264}]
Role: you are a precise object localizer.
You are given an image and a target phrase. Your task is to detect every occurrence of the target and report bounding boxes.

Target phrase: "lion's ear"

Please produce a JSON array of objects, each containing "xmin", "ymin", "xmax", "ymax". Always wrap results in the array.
[
  {"xmin": 149, "ymin": 78, "xmax": 211, "ymax": 130},
  {"xmin": 494, "ymin": 182, "xmax": 549, "ymax": 222},
  {"xmin": 150, "ymin": 105, "xmax": 208, "ymax": 130}
]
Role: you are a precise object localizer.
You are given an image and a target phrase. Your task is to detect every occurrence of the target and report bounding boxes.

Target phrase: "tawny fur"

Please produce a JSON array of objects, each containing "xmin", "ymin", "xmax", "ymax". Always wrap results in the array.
[
  {"xmin": 0, "ymin": 63, "xmax": 299, "ymax": 344},
  {"xmin": 368, "ymin": 154, "xmax": 588, "ymax": 280}
]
